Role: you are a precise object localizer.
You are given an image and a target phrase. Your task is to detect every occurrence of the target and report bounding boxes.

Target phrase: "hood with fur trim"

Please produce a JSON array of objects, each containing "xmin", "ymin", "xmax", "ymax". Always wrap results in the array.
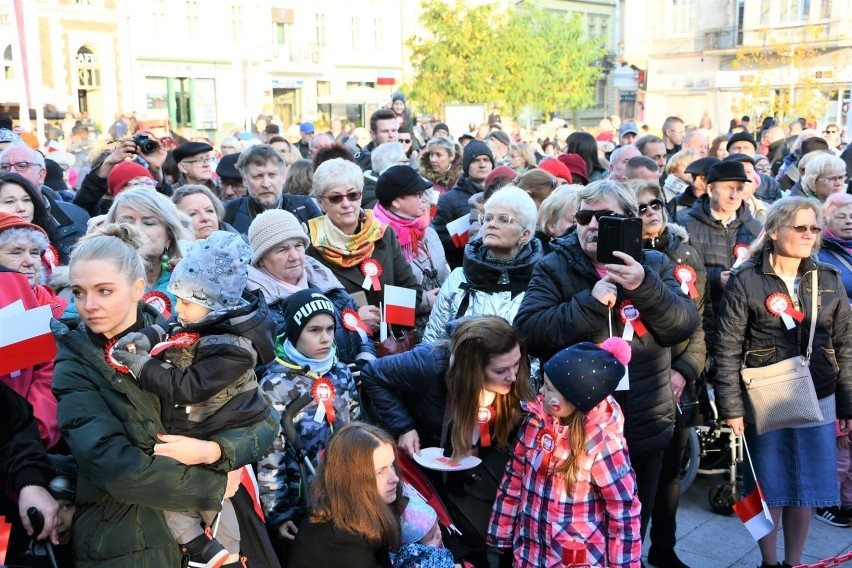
[{"xmin": 419, "ymin": 143, "xmax": 463, "ymax": 190}]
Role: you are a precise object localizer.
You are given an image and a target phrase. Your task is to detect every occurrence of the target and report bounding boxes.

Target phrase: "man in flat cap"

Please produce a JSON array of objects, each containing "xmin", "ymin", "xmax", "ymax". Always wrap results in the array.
[{"xmin": 173, "ymin": 141, "xmax": 217, "ymax": 191}]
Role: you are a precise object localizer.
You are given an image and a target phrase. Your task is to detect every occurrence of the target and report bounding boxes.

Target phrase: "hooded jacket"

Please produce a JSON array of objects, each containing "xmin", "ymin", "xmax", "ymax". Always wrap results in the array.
[
  {"xmin": 432, "ymin": 175, "xmax": 485, "ymax": 269},
  {"xmin": 513, "ymin": 231, "xmax": 700, "ymax": 454},
  {"xmin": 51, "ymin": 303, "xmax": 278, "ymax": 567},
  {"xmin": 423, "ymin": 237, "xmax": 543, "ymax": 344},
  {"xmin": 246, "ymin": 257, "xmax": 376, "ymax": 364},
  {"xmin": 133, "ymin": 290, "xmax": 275, "ymax": 438},
  {"xmin": 713, "ymin": 252, "xmax": 852, "ymax": 420},
  {"xmin": 487, "ymin": 397, "xmax": 641, "ymax": 568}
]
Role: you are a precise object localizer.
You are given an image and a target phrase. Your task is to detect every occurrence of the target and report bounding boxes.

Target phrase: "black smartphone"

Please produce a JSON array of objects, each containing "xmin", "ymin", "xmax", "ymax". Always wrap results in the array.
[{"xmin": 596, "ymin": 216, "xmax": 643, "ymax": 264}]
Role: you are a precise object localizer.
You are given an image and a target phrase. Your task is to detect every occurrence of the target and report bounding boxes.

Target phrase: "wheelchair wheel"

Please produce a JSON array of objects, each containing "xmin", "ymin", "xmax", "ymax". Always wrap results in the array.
[
  {"xmin": 680, "ymin": 427, "xmax": 700, "ymax": 495},
  {"xmin": 708, "ymin": 482, "xmax": 736, "ymax": 516}
]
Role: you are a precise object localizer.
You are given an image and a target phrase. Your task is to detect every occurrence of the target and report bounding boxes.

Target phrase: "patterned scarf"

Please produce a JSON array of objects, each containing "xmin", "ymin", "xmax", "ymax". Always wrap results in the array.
[
  {"xmin": 308, "ymin": 209, "xmax": 387, "ymax": 269},
  {"xmin": 372, "ymin": 203, "xmax": 428, "ymax": 262}
]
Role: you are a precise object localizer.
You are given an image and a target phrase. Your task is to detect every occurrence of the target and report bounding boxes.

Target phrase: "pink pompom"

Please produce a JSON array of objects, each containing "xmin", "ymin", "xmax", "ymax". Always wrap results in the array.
[{"xmin": 600, "ymin": 337, "xmax": 631, "ymax": 366}]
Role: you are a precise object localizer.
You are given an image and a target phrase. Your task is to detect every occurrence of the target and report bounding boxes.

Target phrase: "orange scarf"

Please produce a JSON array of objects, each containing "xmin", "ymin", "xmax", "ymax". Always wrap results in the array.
[{"xmin": 308, "ymin": 209, "xmax": 387, "ymax": 269}]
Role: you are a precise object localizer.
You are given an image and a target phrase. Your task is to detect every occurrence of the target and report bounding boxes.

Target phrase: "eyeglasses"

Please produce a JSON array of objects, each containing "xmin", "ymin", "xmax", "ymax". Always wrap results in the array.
[
  {"xmin": 321, "ymin": 189, "xmax": 362, "ymax": 204},
  {"xmin": 817, "ymin": 175, "xmax": 847, "ymax": 184},
  {"xmin": 183, "ymin": 157, "xmax": 217, "ymax": 166},
  {"xmin": 479, "ymin": 213, "xmax": 520, "ymax": 227},
  {"xmin": 126, "ymin": 179, "xmax": 157, "ymax": 189},
  {"xmin": 638, "ymin": 199, "xmax": 664, "ymax": 215},
  {"xmin": 785, "ymin": 225, "xmax": 822, "ymax": 234},
  {"xmin": 574, "ymin": 209, "xmax": 626, "ymax": 226},
  {"xmin": 219, "ymin": 178, "xmax": 243, "ymax": 188},
  {"xmin": 0, "ymin": 161, "xmax": 41, "ymax": 173}
]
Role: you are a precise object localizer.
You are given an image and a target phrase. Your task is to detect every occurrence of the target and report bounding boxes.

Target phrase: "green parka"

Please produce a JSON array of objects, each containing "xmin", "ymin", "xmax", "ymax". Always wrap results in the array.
[{"xmin": 52, "ymin": 304, "xmax": 279, "ymax": 567}]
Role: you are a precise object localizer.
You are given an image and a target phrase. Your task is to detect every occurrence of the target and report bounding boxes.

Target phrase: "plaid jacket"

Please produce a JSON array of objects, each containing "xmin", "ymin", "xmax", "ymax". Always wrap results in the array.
[{"xmin": 487, "ymin": 396, "xmax": 641, "ymax": 567}]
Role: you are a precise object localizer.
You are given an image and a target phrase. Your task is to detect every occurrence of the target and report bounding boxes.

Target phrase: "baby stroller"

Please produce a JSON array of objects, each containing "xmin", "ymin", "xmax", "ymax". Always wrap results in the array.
[{"xmin": 680, "ymin": 384, "xmax": 743, "ymax": 515}]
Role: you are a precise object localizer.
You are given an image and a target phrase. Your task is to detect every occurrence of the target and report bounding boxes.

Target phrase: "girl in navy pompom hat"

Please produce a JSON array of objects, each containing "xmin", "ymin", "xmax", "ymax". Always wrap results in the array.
[{"xmin": 487, "ymin": 337, "xmax": 642, "ymax": 567}]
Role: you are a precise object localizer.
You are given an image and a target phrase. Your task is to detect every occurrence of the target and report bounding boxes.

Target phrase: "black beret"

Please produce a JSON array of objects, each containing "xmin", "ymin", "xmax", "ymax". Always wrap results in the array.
[
  {"xmin": 216, "ymin": 152, "xmax": 241, "ymax": 179},
  {"xmin": 375, "ymin": 165, "xmax": 432, "ymax": 207},
  {"xmin": 726, "ymin": 132, "xmax": 757, "ymax": 152},
  {"xmin": 684, "ymin": 157, "xmax": 721, "ymax": 177},
  {"xmin": 173, "ymin": 142, "xmax": 214, "ymax": 163},
  {"xmin": 723, "ymin": 153, "xmax": 756, "ymax": 166}
]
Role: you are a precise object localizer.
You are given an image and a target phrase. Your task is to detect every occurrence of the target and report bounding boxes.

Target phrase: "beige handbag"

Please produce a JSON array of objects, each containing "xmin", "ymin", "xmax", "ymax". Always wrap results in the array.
[{"xmin": 741, "ymin": 273, "xmax": 824, "ymax": 435}]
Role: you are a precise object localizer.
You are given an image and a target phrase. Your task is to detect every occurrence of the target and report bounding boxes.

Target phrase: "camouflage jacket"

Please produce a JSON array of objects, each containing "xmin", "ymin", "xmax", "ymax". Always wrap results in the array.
[{"xmin": 257, "ymin": 357, "xmax": 361, "ymax": 527}]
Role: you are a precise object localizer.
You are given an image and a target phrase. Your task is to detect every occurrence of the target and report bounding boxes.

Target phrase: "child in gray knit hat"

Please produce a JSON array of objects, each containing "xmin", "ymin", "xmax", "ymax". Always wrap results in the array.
[{"xmin": 112, "ymin": 230, "xmax": 278, "ymax": 568}]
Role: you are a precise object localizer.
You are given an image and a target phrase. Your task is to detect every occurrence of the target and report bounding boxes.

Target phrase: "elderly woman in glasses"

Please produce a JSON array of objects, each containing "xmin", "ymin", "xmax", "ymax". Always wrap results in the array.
[
  {"xmin": 306, "ymin": 158, "xmax": 422, "ymax": 333},
  {"xmin": 797, "ymin": 153, "xmax": 848, "ymax": 204},
  {"xmin": 818, "ymin": 192, "xmax": 852, "ymax": 302},
  {"xmin": 515, "ymin": 179, "xmax": 700, "ymax": 540},
  {"xmin": 629, "ymin": 179, "xmax": 707, "ymax": 567},
  {"xmin": 423, "ymin": 185, "xmax": 543, "ymax": 350}
]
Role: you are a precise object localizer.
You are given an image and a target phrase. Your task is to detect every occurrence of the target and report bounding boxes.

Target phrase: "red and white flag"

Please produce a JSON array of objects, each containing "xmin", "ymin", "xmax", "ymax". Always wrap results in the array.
[
  {"xmin": 239, "ymin": 465, "xmax": 265, "ymax": 521},
  {"xmin": 0, "ymin": 301, "xmax": 56, "ymax": 376},
  {"xmin": 447, "ymin": 214, "xmax": 471, "ymax": 248},
  {"xmin": 733, "ymin": 484, "xmax": 774, "ymax": 541},
  {"xmin": 733, "ymin": 437, "xmax": 774, "ymax": 541},
  {"xmin": 384, "ymin": 285, "xmax": 417, "ymax": 327}
]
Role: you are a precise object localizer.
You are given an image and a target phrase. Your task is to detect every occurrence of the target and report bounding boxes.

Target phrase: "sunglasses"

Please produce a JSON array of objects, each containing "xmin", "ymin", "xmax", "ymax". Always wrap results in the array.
[
  {"xmin": 574, "ymin": 209, "xmax": 625, "ymax": 226},
  {"xmin": 638, "ymin": 199, "xmax": 664, "ymax": 215},
  {"xmin": 399, "ymin": 138, "xmax": 412, "ymax": 144},
  {"xmin": 321, "ymin": 190, "xmax": 362, "ymax": 204},
  {"xmin": 786, "ymin": 225, "xmax": 822, "ymax": 234}
]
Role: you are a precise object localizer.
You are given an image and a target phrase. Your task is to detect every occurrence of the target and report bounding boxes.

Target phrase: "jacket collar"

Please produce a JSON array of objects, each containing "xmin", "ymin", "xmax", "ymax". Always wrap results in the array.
[{"xmin": 758, "ymin": 247, "xmax": 818, "ymax": 276}]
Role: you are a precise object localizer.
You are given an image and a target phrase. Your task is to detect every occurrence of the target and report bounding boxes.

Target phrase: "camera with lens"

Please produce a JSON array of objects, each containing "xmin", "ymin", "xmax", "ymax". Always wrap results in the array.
[{"xmin": 132, "ymin": 133, "xmax": 159, "ymax": 155}]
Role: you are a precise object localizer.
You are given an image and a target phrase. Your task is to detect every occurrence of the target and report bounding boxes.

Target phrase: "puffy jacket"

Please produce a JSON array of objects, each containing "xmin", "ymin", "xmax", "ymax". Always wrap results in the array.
[
  {"xmin": 423, "ymin": 237, "xmax": 542, "ymax": 344},
  {"xmin": 360, "ymin": 343, "xmax": 452, "ymax": 448},
  {"xmin": 676, "ymin": 194, "xmax": 762, "ymax": 323},
  {"xmin": 432, "ymin": 175, "xmax": 484, "ymax": 269},
  {"xmin": 713, "ymin": 252, "xmax": 852, "ymax": 420},
  {"xmin": 818, "ymin": 236, "xmax": 852, "ymax": 301},
  {"xmin": 52, "ymin": 303, "xmax": 279, "ymax": 568},
  {"xmin": 224, "ymin": 193, "xmax": 322, "ymax": 235},
  {"xmin": 134, "ymin": 290, "xmax": 275, "ymax": 438},
  {"xmin": 513, "ymin": 231, "xmax": 700, "ymax": 454},
  {"xmin": 487, "ymin": 397, "xmax": 640, "ymax": 568},
  {"xmin": 0, "ymin": 376, "xmax": 53, "ymax": 494},
  {"xmin": 257, "ymin": 357, "xmax": 360, "ymax": 528},
  {"xmin": 246, "ymin": 258, "xmax": 376, "ymax": 364}
]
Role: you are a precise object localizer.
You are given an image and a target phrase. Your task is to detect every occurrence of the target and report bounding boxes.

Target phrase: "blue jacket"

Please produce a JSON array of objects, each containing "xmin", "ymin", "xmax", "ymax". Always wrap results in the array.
[
  {"xmin": 224, "ymin": 193, "xmax": 322, "ymax": 235},
  {"xmin": 818, "ymin": 236, "xmax": 852, "ymax": 301}
]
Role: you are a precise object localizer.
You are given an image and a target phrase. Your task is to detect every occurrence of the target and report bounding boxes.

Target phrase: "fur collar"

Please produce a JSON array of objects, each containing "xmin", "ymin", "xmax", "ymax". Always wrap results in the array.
[{"xmin": 419, "ymin": 146, "xmax": 463, "ymax": 189}]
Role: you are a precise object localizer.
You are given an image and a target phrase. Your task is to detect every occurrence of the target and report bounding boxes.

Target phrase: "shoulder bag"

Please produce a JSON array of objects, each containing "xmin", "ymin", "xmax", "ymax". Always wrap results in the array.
[{"xmin": 741, "ymin": 272, "xmax": 824, "ymax": 434}]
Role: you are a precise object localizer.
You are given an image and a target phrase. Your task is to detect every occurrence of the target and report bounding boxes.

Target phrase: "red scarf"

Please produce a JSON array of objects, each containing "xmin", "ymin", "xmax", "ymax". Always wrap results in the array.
[{"xmin": 372, "ymin": 203, "xmax": 428, "ymax": 262}]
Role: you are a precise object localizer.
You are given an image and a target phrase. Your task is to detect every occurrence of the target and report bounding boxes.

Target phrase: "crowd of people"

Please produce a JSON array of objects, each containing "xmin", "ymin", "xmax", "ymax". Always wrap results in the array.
[{"xmin": 0, "ymin": 102, "xmax": 851, "ymax": 568}]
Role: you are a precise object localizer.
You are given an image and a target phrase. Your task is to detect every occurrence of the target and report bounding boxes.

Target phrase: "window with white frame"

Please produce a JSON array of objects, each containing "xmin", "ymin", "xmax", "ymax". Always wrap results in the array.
[
  {"xmin": 779, "ymin": 0, "xmax": 811, "ymax": 23},
  {"xmin": 671, "ymin": 0, "xmax": 693, "ymax": 35},
  {"xmin": 316, "ymin": 13, "xmax": 327, "ymax": 48}
]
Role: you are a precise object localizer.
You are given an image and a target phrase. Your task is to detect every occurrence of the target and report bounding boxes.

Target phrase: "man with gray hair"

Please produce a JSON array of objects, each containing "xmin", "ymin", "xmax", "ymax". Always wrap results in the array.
[
  {"xmin": 624, "ymin": 156, "xmax": 660, "ymax": 182},
  {"xmin": 0, "ymin": 144, "xmax": 88, "ymax": 261},
  {"xmin": 681, "ymin": 130, "xmax": 708, "ymax": 157},
  {"xmin": 223, "ymin": 144, "xmax": 321, "ymax": 235},
  {"xmin": 609, "ymin": 144, "xmax": 641, "ymax": 181},
  {"xmin": 361, "ymin": 142, "xmax": 410, "ymax": 209},
  {"xmin": 309, "ymin": 133, "xmax": 334, "ymax": 161}
]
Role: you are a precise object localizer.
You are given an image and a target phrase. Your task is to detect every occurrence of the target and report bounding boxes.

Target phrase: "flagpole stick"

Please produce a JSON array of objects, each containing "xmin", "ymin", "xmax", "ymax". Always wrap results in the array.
[
  {"xmin": 379, "ymin": 302, "xmax": 388, "ymax": 342},
  {"xmin": 741, "ymin": 434, "xmax": 760, "ymax": 486}
]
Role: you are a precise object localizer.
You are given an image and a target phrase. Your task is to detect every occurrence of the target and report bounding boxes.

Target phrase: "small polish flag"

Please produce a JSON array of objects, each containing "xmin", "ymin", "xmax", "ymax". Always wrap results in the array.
[
  {"xmin": 447, "ymin": 214, "xmax": 471, "ymax": 248},
  {"xmin": 0, "ymin": 302, "xmax": 57, "ymax": 376},
  {"xmin": 384, "ymin": 285, "xmax": 417, "ymax": 326},
  {"xmin": 733, "ymin": 484, "xmax": 774, "ymax": 541},
  {"xmin": 430, "ymin": 188, "xmax": 440, "ymax": 218},
  {"xmin": 239, "ymin": 465, "xmax": 265, "ymax": 521}
]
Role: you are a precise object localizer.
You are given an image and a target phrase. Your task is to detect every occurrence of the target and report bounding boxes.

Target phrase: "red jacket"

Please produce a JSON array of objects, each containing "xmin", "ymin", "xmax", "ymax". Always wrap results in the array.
[{"xmin": 0, "ymin": 271, "xmax": 60, "ymax": 449}]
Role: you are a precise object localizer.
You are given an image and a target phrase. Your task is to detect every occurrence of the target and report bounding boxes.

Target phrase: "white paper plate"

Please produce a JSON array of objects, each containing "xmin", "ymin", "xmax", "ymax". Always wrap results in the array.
[{"xmin": 411, "ymin": 447, "xmax": 482, "ymax": 471}]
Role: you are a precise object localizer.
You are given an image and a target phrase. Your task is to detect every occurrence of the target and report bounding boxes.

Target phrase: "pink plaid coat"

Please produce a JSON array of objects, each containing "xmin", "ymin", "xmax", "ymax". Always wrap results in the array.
[{"xmin": 487, "ymin": 396, "xmax": 641, "ymax": 567}]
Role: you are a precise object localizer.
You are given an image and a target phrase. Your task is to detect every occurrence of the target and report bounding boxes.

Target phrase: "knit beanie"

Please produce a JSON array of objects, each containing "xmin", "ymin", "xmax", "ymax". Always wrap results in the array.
[
  {"xmin": 484, "ymin": 165, "xmax": 516, "ymax": 189},
  {"xmin": 168, "ymin": 230, "xmax": 251, "ymax": 311},
  {"xmin": 107, "ymin": 161, "xmax": 154, "ymax": 196},
  {"xmin": 538, "ymin": 159, "xmax": 573, "ymax": 184},
  {"xmin": 401, "ymin": 493, "xmax": 438, "ymax": 545},
  {"xmin": 282, "ymin": 289, "xmax": 336, "ymax": 344},
  {"xmin": 248, "ymin": 208, "xmax": 310, "ymax": 266},
  {"xmin": 543, "ymin": 337, "xmax": 631, "ymax": 412},
  {"xmin": 392, "ymin": 92, "xmax": 407, "ymax": 104},
  {"xmin": 462, "ymin": 141, "xmax": 494, "ymax": 175}
]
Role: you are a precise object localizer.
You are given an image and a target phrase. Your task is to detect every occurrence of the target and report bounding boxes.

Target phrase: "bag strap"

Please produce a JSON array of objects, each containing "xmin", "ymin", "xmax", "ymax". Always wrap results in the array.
[
  {"xmin": 826, "ymin": 248, "xmax": 852, "ymax": 274},
  {"xmin": 805, "ymin": 270, "xmax": 817, "ymax": 361}
]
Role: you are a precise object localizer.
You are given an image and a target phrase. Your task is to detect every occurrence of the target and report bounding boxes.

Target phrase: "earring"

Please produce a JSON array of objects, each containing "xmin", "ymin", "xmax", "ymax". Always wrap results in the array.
[{"xmin": 160, "ymin": 250, "xmax": 171, "ymax": 272}]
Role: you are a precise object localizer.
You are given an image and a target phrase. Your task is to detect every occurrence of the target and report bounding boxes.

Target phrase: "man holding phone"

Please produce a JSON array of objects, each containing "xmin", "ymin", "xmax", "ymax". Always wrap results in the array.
[{"xmin": 515, "ymin": 179, "xmax": 700, "ymax": 542}]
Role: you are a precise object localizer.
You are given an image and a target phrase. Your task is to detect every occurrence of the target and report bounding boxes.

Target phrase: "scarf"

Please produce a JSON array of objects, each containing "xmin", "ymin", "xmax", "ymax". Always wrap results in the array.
[
  {"xmin": 372, "ymin": 203, "xmax": 428, "ymax": 262},
  {"xmin": 308, "ymin": 209, "xmax": 387, "ymax": 269},
  {"xmin": 281, "ymin": 338, "xmax": 336, "ymax": 376},
  {"xmin": 823, "ymin": 228, "xmax": 852, "ymax": 253},
  {"xmin": 246, "ymin": 264, "xmax": 308, "ymax": 304}
]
